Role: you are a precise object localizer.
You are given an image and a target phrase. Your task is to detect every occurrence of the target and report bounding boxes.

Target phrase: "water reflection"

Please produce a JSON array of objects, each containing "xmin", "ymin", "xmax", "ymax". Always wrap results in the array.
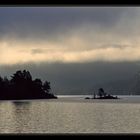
[
  {"xmin": 0, "ymin": 102, "xmax": 14, "ymax": 133},
  {"xmin": 13, "ymin": 101, "xmax": 30, "ymax": 106},
  {"xmin": 12, "ymin": 101, "xmax": 31, "ymax": 133}
]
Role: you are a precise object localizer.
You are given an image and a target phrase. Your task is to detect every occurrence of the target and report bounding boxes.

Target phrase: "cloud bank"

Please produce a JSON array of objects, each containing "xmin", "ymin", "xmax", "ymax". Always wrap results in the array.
[{"xmin": 0, "ymin": 7, "xmax": 140, "ymax": 65}]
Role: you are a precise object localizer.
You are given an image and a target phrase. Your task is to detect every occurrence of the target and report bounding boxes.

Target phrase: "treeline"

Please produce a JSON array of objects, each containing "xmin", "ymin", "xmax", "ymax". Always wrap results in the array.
[{"xmin": 0, "ymin": 70, "xmax": 57, "ymax": 100}]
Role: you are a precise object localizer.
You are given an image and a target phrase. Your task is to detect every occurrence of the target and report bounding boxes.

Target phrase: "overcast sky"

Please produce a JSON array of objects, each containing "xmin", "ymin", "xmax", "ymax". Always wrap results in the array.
[{"xmin": 0, "ymin": 7, "xmax": 140, "ymax": 93}]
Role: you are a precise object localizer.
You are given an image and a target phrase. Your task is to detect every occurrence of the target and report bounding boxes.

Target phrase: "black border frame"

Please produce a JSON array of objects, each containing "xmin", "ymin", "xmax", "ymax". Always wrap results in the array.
[{"xmin": 0, "ymin": 1, "xmax": 140, "ymax": 137}]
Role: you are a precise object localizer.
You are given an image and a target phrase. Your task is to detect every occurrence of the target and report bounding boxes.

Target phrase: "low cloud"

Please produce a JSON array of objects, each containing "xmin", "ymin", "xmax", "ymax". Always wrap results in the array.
[
  {"xmin": 31, "ymin": 48, "xmax": 44, "ymax": 54},
  {"xmin": 0, "ymin": 38, "xmax": 140, "ymax": 65}
]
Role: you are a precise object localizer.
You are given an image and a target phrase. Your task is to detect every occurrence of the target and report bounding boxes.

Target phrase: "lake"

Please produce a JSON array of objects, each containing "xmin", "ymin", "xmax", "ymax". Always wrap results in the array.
[{"xmin": 0, "ymin": 95, "xmax": 140, "ymax": 134}]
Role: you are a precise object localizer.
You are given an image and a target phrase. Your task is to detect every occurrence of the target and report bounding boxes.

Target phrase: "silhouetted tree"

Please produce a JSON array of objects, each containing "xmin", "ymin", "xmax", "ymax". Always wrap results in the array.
[
  {"xmin": 98, "ymin": 88, "xmax": 104, "ymax": 97},
  {"xmin": 32, "ymin": 78, "xmax": 44, "ymax": 96},
  {"xmin": 34, "ymin": 78, "xmax": 42, "ymax": 87},
  {"xmin": 0, "ymin": 76, "xmax": 3, "ymax": 88},
  {"xmin": 11, "ymin": 70, "xmax": 32, "ymax": 84},
  {"xmin": 43, "ymin": 81, "xmax": 51, "ymax": 93},
  {"xmin": 0, "ymin": 76, "xmax": 4, "ymax": 96},
  {"xmin": 0, "ymin": 70, "xmax": 57, "ymax": 100}
]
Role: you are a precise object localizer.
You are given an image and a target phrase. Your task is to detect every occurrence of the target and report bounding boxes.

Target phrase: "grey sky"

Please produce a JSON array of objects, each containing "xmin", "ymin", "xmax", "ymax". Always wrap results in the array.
[
  {"xmin": 0, "ymin": 7, "xmax": 137, "ymax": 40},
  {"xmin": 0, "ymin": 7, "xmax": 140, "ymax": 94}
]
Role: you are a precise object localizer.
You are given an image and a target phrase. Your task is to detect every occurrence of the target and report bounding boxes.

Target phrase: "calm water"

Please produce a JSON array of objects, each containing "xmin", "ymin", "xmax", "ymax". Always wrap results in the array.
[{"xmin": 0, "ymin": 95, "xmax": 140, "ymax": 133}]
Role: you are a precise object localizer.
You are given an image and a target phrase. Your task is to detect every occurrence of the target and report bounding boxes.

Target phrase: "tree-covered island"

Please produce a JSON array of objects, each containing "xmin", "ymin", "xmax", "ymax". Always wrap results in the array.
[{"xmin": 0, "ymin": 70, "xmax": 57, "ymax": 100}]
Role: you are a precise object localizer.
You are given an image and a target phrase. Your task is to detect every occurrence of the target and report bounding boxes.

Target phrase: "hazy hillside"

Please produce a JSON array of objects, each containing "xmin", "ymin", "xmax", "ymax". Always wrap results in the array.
[{"xmin": 55, "ymin": 76, "xmax": 140, "ymax": 95}]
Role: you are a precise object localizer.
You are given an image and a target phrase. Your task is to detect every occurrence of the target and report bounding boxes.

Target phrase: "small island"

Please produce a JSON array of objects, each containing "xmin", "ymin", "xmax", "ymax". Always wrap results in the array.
[
  {"xmin": 0, "ymin": 70, "xmax": 57, "ymax": 100},
  {"xmin": 85, "ymin": 88, "xmax": 119, "ymax": 100}
]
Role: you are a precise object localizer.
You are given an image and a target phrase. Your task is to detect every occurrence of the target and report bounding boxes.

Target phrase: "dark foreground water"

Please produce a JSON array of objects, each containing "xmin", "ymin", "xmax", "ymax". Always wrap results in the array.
[{"xmin": 0, "ymin": 95, "xmax": 140, "ymax": 133}]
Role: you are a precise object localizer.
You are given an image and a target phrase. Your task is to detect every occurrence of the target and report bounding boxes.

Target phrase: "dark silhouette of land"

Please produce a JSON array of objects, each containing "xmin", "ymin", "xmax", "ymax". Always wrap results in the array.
[
  {"xmin": 85, "ymin": 88, "xmax": 119, "ymax": 99},
  {"xmin": 0, "ymin": 70, "xmax": 57, "ymax": 100}
]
